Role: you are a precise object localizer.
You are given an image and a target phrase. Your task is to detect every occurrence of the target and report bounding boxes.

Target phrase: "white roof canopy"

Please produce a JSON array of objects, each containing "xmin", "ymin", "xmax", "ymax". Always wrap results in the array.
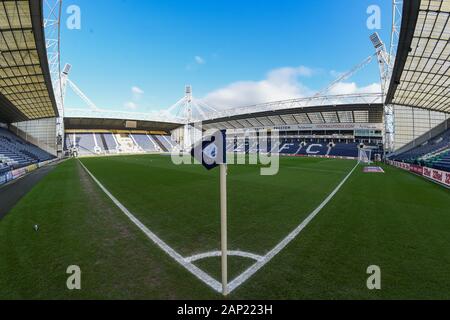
[{"xmin": 387, "ymin": 0, "xmax": 450, "ymax": 113}]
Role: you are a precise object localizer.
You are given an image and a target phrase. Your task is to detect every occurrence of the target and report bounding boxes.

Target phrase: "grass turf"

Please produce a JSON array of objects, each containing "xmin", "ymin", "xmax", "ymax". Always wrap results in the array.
[{"xmin": 1, "ymin": 155, "xmax": 450, "ymax": 299}]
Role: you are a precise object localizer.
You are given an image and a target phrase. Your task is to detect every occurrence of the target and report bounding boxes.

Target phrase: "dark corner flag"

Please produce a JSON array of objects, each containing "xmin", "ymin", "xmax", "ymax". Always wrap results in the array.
[
  {"xmin": 190, "ymin": 129, "xmax": 227, "ymax": 170},
  {"xmin": 190, "ymin": 130, "xmax": 228, "ymax": 296}
]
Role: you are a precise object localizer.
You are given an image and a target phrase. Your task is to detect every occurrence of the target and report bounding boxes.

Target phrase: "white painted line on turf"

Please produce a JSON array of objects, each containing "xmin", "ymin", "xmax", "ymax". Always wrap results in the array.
[
  {"xmin": 185, "ymin": 251, "xmax": 263, "ymax": 263},
  {"xmin": 79, "ymin": 158, "xmax": 359, "ymax": 295},
  {"xmin": 227, "ymin": 161, "xmax": 360, "ymax": 294},
  {"xmin": 78, "ymin": 160, "xmax": 222, "ymax": 293}
]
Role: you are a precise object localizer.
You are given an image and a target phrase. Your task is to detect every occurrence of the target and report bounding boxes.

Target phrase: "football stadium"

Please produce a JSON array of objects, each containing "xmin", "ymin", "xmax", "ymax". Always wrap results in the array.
[{"xmin": 0, "ymin": 0, "xmax": 450, "ymax": 302}]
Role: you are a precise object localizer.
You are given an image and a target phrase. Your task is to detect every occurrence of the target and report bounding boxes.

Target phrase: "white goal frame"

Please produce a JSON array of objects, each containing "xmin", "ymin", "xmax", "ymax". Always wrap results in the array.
[{"xmin": 359, "ymin": 149, "xmax": 372, "ymax": 165}]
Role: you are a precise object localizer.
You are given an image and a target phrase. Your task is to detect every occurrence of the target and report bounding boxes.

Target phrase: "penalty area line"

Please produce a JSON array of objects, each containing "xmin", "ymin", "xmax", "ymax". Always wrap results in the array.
[
  {"xmin": 227, "ymin": 161, "xmax": 360, "ymax": 293},
  {"xmin": 78, "ymin": 160, "xmax": 222, "ymax": 293}
]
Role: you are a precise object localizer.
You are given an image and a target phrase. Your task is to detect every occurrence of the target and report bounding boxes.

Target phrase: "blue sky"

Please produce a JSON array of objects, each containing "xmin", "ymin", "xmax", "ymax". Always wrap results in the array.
[{"xmin": 60, "ymin": 0, "xmax": 392, "ymax": 112}]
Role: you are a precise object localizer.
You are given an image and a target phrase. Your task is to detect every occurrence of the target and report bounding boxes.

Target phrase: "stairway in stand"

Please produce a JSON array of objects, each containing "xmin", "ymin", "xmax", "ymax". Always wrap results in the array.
[{"xmin": 115, "ymin": 134, "xmax": 142, "ymax": 154}]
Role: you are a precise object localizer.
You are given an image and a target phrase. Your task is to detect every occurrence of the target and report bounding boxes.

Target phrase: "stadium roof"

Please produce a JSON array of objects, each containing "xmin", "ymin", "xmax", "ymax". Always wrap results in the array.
[
  {"xmin": 386, "ymin": 0, "xmax": 450, "ymax": 113},
  {"xmin": 204, "ymin": 93, "xmax": 382, "ymax": 121},
  {"xmin": 203, "ymin": 103, "xmax": 384, "ymax": 130},
  {"xmin": 64, "ymin": 117, "xmax": 181, "ymax": 133},
  {"xmin": 64, "ymin": 108, "xmax": 183, "ymax": 124},
  {"xmin": 0, "ymin": 0, "xmax": 58, "ymax": 123}
]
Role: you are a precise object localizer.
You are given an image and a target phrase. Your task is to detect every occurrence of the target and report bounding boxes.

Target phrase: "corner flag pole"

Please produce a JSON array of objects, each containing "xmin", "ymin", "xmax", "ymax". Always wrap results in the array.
[
  {"xmin": 191, "ymin": 130, "xmax": 228, "ymax": 295},
  {"xmin": 220, "ymin": 163, "xmax": 228, "ymax": 296}
]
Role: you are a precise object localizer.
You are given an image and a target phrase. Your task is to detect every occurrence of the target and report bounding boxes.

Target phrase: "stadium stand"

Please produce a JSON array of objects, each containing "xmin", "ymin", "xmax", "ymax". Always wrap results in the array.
[
  {"xmin": 154, "ymin": 135, "xmax": 178, "ymax": 152},
  {"xmin": 132, "ymin": 134, "xmax": 160, "ymax": 152},
  {"xmin": 95, "ymin": 134, "xmax": 107, "ymax": 152},
  {"xmin": 328, "ymin": 143, "xmax": 360, "ymax": 158},
  {"xmin": 226, "ymin": 140, "xmax": 235, "ymax": 152},
  {"xmin": 0, "ymin": 128, "xmax": 54, "ymax": 170},
  {"xmin": 102, "ymin": 133, "xmax": 118, "ymax": 152},
  {"xmin": 64, "ymin": 132, "xmax": 179, "ymax": 155},
  {"xmin": 226, "ymin": 136, "xmax": 376, "ymax": 159},
  {"xmin": 392, "ymin": 128, "xmax": 450, "ymax": 172},
  {"xmin": 70, "ymin": 133, "xmax": 96, "ymax": 155},
  {"xmin": 278, "ymin": 141, "xmax": 360, "ymax": 158}
]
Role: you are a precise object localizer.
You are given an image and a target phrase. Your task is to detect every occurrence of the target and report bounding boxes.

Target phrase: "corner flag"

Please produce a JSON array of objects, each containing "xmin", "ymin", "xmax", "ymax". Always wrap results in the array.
[
  {"xmin": 190, "ymin": 129, "xmax": 229, "ymax": 296},
  {"xmin": 190, "ymin": 130, "xmax": 227, "ymax": 170}
]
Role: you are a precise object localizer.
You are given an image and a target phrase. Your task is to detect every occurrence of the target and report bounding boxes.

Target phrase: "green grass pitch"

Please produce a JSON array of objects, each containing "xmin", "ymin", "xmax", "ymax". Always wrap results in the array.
[{"xmin": 1, "ymin": 155, "xmax": 450, "ymax": 299}]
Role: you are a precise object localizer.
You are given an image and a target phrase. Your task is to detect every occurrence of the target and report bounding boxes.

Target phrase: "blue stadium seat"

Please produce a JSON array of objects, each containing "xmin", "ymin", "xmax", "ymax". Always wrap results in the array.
[
  {"xmin": 0, "ymin": 128, "xmax": 54, "ymax": 170},
  {"xmin": 132, "ymin": 134, "xmax": 159, "ymax": 152},
  {"xmin": 392, "ymin": 128, "xmax": 450, "ymax": 172}
]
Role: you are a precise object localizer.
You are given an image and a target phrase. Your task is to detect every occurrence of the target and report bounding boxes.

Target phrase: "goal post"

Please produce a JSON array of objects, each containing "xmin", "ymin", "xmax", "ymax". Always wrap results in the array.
[{"xmin": 359, "ymin": 148, "xmax": 372, "ymax": 165}]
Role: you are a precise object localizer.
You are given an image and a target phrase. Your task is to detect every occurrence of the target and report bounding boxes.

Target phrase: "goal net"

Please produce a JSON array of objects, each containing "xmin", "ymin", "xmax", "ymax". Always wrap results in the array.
[{"xmin": 359, "ymin": 149, "xmax": 372, "ymax": 165}]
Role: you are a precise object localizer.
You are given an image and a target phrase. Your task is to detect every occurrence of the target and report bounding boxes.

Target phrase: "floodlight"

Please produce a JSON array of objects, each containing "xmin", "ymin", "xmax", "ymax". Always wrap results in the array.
[
  {"xmin": 370, "ymin": 32, "xmax": 384, "ymax": 49},
  {"xmin": 63, "ymin": 64, "xmax": 72, "ymax": 75}
]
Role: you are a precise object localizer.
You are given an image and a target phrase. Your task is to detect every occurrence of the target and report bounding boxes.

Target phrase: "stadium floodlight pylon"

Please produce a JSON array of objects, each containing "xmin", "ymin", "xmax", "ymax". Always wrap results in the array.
[
  {"xmin": 60, "ymin": 64, "xmax": 184, "ymax": 124},
  {"xmin": 370, "ymin": 32, "xmax": 397, "ymax": 157},
  {"xmin": 43, "ymin": 0, "xmax": 63, "ymax": 154},
  {"xmin": 44, "ymin": 0, "xmax": 63, "ymax": 111},
  {"xmin": 165, "ymin": 86, "xmax": 220, "ymax": 150},
  {"xmin": 165, "ymin": 86, "xmax": 219, "ymax": 123},
  {"xmin": 385, "ymin": 0, "xmax": 403, "ymax": 156},
  {"xmin": 60, "ymin": 64, "xmax": 101, "ymax": 112},
  {"xmin": 389, "ymin": 0, "xmax": 403, "ymax": 63}
]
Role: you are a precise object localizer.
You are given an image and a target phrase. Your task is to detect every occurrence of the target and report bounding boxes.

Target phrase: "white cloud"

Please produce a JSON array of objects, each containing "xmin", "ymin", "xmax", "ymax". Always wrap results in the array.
[
  {"xmin": 200, "ymin": 64, "xmax": 381, "ymax": 110},
  {"xmin": 201, "ymin": 66, "xmax": 314, "ymax": 109},
  {"xmin": 327, "ymin": 82, "xmax": 381, "ymax": 95},
  {"xmin": 123, "ymin": 86, "xmax": 145, "ymax": 110},
  {"xmin": 124, "ymin": 101, "xmax": 138, "ymax": 110},
  {"xmin": 195, "ymin": 56, "xmax": 206, "ymax": 65},
  {"xmin": 132, "ymin": 86, "xmax": 144, "ymax": 95},
  {"xmin": 131, "ymin": 86, "xmax": 145, "ymax": 101}
]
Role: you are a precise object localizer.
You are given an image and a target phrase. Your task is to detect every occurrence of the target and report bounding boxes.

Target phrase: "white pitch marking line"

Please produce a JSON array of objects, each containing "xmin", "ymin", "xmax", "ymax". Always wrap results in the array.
[
  {"xmin": 227, "ymin": 161, "xmax": 360, "ymax": 293},
  {"xmin": 78, "ymin": 160, "xmax": 222, "ymax": 293},
  {"xmin": 185, "ymin": 251, "xmax": 263, "ymax": 263},
  {"xmin": 80, "ymin": 159, "xmax": 359, "ymax": 295}
]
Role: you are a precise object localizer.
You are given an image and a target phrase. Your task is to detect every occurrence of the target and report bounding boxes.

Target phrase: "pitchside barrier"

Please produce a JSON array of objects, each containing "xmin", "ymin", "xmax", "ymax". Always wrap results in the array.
[
  {"xmin": 0, "ymin": 158, "xmax": 59, "ymax": 187},
  {"xmin": 388, "ymin": 160, "xmax": 450, "ymax": 188}
]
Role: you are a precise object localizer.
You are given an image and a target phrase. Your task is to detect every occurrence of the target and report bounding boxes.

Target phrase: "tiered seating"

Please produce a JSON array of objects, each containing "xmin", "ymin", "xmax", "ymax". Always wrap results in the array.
[
  {"xmin": 278, "ymin": 140, "xmax": 360, "ymax": 158},
  {"xmin": 419, "ymin": 148, "xmax": 450, "ymax": 172},
  {"xmin": 132, "ymin": 134, "xmax": 159, "ymax": 152},
  {"xmin": 74, "ymin": 134, "xmax": 97, "ymax": 155},
  {"xmin": 64, "ymin": 132, "xmax": 179, "ymax": 155},
  {"xmin": 433, "ymin": 151, "xmax": 450, "ymax": 172},
  {"xmin": 103, "ymin": 133, "xmax": 117, "ymax": 151},
  {"xmin": 226, "ymin": 137, "xmax": 363, "ymax": 158},
  {"xmin": 0, "ymin": 162, "xmax": 10, "ymax": 174},
  {"xmin": 0, "ymin": 128, "xmax": 54, "ymax": 170},
  {"xmin": 393, "ymin": 128, "xmax": 450, "ymax": 171},
  {"xmin": 329, "ymin": 143, "xmax": 360, "ymax": 158},
  {"xmin": 154, "ymin": 135, "xmax": 179, "ymax": 152},
  {"xmin": 94, "ymin": 134, "xmax": 107, "ymax": 151},
  {"xmin": 279, "ymin": 142, "xmax": 304, "ymax": 155}
]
